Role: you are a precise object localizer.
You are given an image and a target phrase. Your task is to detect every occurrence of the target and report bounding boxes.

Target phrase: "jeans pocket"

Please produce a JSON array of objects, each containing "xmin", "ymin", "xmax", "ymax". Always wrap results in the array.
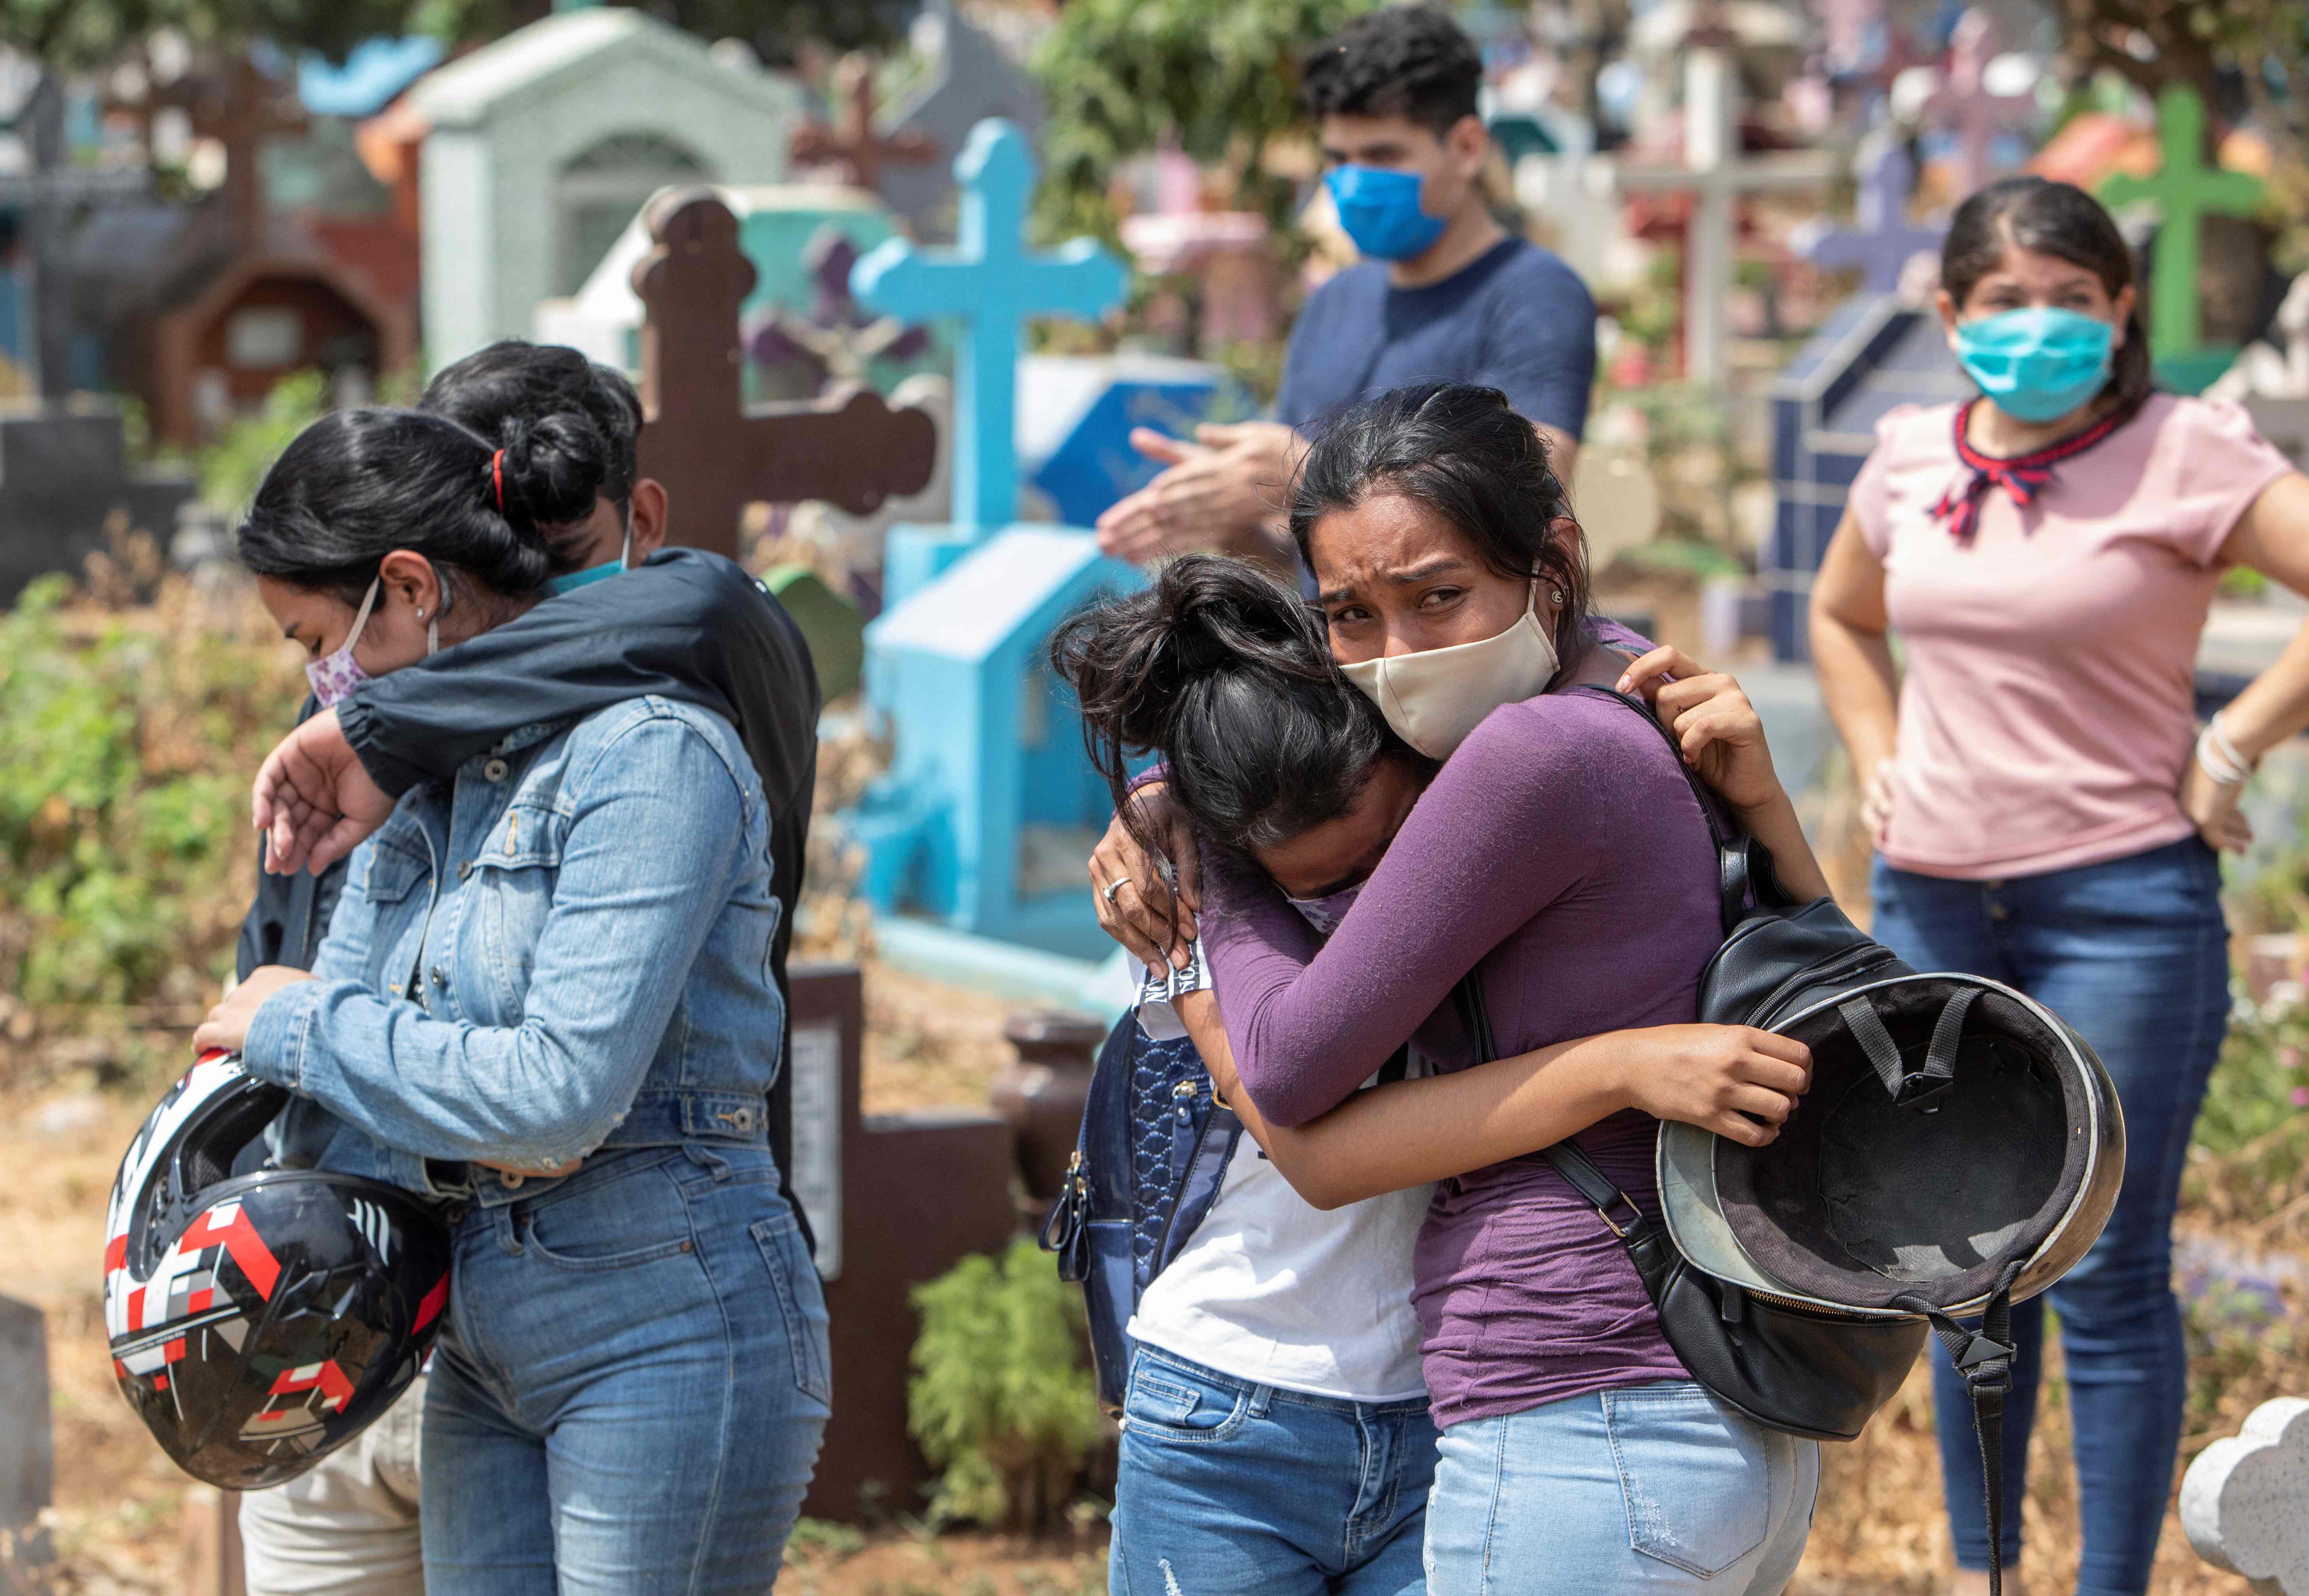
[
  {"xmin": 1603, "ymin": 1382, "xmax": 1772, "ymax": 1577},
  {"xmin": 521, "ymin": 1164, "xmax": 695, "ymax": 1271},
  {"xmin": 750, "ymin": 1212, "xmax": 832, "ymax": 1406},
  {"xmin": 1121, "ymin": 1355, "xmax": 1249, "ymax": 1444}
]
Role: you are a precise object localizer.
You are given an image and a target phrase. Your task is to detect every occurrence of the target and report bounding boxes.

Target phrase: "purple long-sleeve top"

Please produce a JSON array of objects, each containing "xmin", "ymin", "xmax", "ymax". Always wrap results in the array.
[{"xmin": 1199, "ymin": 687, "xmax": 1724, "ymax": 1427}]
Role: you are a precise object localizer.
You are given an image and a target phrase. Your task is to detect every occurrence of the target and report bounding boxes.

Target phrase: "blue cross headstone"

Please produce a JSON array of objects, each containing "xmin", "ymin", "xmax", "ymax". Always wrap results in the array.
[
  {"xmin": 1798, "ymin": 142, "xmax": 1945, "ymax": 294},
  {"xmin": 852, "ymin": 120, "xmax": 1129, "ymax": 532}
]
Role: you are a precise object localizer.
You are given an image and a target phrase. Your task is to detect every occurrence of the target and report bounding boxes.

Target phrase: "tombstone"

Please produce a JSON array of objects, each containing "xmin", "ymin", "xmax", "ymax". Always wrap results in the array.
[
  {"xmin": 628, "ymin": 188, "xmax": 939, "ymax": 561},
  {"xmin": 0, "ymin": 1296, "xmax": 51, "ymax": 1584},
  {"xmin": 876, "ymin": 2, "xmax": 1043, "ymax": 242},
  {"xmin": 746, "ymin": 227, "xmax": 934, "ymax": 403},
  {"xmin": 1514, "ymin": 153, "xmax": 1646, "ymax": 296},
  {"xmin": 2099, "ymin": 84, "xmax": 2265, "ymax": 394},
  {"xmin": 1017, "ymin": 352, "xmax": 1224, "ymax": 531},
  {"xmin": 412, "ymin": 7, "xmax": 801, "ymax": 366},
  {"xmin": 778, "ymin": 373, "xmax": 953, "ymax": 610},
  {"xmin": 1794, "ymin": 139, "xmax": 1945, "ymax": 295},
  {"xmin": 1766, "ymin": 296, "xmax": 1971, "ymax": 660},
  {"xmin": 1617, "ymin": 8, "xmax": 1830, "ymax": 386},
  {"xmin": 838, "ymin": 122, "xmax": 1141, "ymax": 958},
  {"xmin": 788, "ymin": 52, "xmax": 938, "ymax": 197},
  {"xmin": 785, "ymin": 964, "xmax": 1019, "ymax": 1523},
  {"xmin": 533, "ymin": 185, "xmax": 929, "ymax": 397},
  {"xmin": 1920, "ymin": 10, "xmax": 2037, "ymax": 200},
  {"xmin": 760, "ymin": 566, "xmax": 865, "ymax": 700},
  {"xmin": 2182, "ymin": 1396, "xmax": 2309, "ymax": 1593},
  {"xmin": 851, "ymin": 119, "xmax": 1128, "ymax": 572}
]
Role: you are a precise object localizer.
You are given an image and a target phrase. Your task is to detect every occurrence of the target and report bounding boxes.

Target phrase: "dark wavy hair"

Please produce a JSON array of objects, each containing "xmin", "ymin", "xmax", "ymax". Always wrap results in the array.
[
  {"xmin": 1289, "ymin": 381, "xmax": 1592, "ymax": 676},
  {"xmin": 1941, "ymin": 175, "xmax": 2153, "ymax": 412},
  {"xmin": 1300, "ymin": 5, "xmax": 1482, "ymax": 138},
  {"xmin": 236, "ymin": 407, "xmax": 609, "ymax": 606},
  {"xmin": 1051, "ymin": 554, "xmax": 1419, "ymax": 870}
]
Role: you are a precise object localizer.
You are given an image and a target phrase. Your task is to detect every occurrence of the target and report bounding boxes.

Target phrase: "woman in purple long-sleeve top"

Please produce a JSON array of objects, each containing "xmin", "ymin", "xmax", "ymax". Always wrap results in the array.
[{"xmin": 1080, "ymin": 386, "xmax": 1829, "ymax": 1594}]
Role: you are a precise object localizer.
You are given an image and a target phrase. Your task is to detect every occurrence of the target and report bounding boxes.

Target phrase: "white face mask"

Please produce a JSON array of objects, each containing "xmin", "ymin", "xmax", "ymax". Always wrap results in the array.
[{"xmin": 1340, "ymin": 584, "xmax": 1559, "ymax": 760}]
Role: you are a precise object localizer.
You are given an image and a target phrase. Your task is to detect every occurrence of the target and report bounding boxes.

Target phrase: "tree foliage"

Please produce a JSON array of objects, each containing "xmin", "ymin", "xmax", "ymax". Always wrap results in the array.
[{"xmin": 1030, "ymin": 0, "xmax": 1377, "ymax": 241}]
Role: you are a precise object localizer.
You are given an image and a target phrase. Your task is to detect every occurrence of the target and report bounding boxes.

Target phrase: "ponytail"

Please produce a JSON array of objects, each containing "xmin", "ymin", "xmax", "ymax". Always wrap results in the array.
[
  {"xmin": 1050, "ymin": 554, "xmax": 1411, "ymax": 865},
  {"xmin": 237, "ymin": 406, "xmax": 611, "ymax": 602}
]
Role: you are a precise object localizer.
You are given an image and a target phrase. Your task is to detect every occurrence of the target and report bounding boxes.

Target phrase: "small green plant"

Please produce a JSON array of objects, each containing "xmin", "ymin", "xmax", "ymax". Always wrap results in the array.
[
  {"xmin": 0, "ymin": 572, "xmax": 301, "ymax": 1075},
  {"xmin": 784, "ymin": 1517, "xmax": 867, "ymax": 1563},
  {"xmin": 908, "ymin": 1235, "xmax": 1107, "ymax": 1532}
]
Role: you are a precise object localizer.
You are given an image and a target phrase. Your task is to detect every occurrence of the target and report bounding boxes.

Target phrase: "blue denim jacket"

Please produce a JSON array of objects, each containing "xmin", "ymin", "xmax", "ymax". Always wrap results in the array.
[{"xmin": 243, "ymin": 695, "xmax": 785, "ymax": 1204}]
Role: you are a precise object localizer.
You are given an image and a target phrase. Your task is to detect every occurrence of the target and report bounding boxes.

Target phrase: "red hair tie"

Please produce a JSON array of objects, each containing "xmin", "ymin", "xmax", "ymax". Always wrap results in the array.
[{"xmin": 491, "ymin": 449, "xmax": 506, "ymax": 513}]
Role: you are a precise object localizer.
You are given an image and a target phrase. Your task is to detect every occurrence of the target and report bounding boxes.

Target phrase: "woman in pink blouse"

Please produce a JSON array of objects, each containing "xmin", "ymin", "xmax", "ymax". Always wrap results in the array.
[{"xmin": 1811, "ymin": 176, "xmax": 2309, "ymax": 1596}]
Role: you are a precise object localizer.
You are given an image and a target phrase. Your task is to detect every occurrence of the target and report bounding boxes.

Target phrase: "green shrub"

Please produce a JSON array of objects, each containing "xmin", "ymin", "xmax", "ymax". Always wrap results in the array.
[
  {"xmin": 907, "ymin": 1235, "xmax": 1107, "ymax": 1532},
  {"xmin": 0, "ymin": 574, "xmax": 301, "ymax": 1058}
]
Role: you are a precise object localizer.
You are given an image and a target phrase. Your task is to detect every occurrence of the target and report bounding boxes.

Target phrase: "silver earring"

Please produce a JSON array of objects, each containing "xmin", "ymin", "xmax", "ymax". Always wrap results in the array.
[
  {"xmin": 1550, "ymin": 587, "xmax": 1566, "ymax": 605},
  {"xmin": 415, "ymin": 608, "xmax": 427, "ymax": 619}
]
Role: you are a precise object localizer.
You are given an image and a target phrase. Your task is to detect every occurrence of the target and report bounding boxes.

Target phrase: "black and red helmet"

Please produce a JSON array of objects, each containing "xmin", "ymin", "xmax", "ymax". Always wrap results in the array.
[{"xmin": 103, "ymin": 1052, "xmax": 453, "ymax": 1489}]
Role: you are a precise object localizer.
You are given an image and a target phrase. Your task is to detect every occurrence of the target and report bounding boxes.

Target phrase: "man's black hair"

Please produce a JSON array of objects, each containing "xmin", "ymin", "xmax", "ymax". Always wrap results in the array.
[
  {"xmin": 419, "ymin": 340, "xmax": 643, "ymax": 515},
  {"xmin": 1299, "ymin": 5, "xmax": 1484, "ymax": 139}
]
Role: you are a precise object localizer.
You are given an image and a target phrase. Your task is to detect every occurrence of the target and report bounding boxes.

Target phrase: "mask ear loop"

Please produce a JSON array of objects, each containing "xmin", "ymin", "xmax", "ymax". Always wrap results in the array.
[{"xmin": 342, "ymin": 578, "xmax": 382, "ymax": 655}]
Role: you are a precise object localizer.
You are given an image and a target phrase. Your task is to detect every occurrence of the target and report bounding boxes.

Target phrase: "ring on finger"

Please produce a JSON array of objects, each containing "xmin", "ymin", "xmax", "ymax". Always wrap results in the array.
[{"xmin": 1102, "ymin": 876, "xmax": 1130, "ymax": 905}]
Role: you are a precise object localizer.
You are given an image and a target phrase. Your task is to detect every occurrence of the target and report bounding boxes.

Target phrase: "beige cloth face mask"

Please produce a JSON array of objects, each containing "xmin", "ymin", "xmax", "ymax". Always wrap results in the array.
[{"xmin": 1341, "ymin": 583, "xmax": 1560, "ymax": 760}]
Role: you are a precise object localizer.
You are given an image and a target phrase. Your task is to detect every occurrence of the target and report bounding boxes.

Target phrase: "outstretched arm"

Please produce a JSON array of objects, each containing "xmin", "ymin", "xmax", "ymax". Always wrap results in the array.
[{"xmin": 1175, "ymin": 991, "xmax": 1808, "ymax": 1210}]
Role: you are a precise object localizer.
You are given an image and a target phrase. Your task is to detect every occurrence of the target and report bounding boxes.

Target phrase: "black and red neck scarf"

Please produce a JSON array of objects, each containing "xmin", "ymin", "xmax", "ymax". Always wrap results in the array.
[{"xmin": 1927, "ymin": 395, "xmax": 2144, "ymax": 545}]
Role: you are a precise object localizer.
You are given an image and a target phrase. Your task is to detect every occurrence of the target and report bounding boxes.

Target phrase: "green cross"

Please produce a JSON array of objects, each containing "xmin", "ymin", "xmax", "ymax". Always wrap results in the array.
[{"xmin": 2097, "ymin": 85, "xmax": 2263, "ymax": 365}]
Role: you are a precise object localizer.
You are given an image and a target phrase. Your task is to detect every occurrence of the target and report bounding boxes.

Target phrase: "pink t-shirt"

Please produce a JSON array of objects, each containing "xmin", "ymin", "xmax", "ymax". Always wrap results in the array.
[{"xmin": 1849, "ymin": 394, "xmax": 2292, "ymax": 880}]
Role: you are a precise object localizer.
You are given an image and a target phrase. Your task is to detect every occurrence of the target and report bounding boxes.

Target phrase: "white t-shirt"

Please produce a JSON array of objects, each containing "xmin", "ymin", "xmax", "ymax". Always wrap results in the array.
[
  {"xmin": 1128, "ymin": 904, "xmax": 1430, "ymax": 1404},
  {"xmin": 1128, "ymin": 1137, "xmax": 1431, "ymax": 1402}
]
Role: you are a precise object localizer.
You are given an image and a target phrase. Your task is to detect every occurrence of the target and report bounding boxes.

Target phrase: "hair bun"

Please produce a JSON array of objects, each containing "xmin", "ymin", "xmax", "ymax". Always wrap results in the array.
[{"xmin": 494, "ymin": 411, "xmax": 609, "ymax": 530}]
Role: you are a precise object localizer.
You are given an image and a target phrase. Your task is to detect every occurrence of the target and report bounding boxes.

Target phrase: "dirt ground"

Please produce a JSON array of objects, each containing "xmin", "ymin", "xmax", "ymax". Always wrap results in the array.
[{"xmin": 2, "ymin": 959, "xmax": 2281, "ymax": 1595}]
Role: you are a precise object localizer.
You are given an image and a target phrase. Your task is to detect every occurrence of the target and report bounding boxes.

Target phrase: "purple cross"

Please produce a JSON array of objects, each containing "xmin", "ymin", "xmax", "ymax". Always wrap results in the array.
[{"xmin": 1799, "ymin": 142, "xmax": 1946, "ymax": 293}]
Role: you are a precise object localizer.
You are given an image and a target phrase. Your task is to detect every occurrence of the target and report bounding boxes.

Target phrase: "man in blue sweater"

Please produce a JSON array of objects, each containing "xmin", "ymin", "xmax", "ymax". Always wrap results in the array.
[{"xmin": 1094, "ymin": 4, "xmax": 1597, "ymax": 570}]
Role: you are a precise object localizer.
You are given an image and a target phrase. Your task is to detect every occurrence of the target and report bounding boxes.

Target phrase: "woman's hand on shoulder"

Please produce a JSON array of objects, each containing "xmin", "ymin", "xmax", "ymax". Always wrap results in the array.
[
  {"xmin": 1615, "ymin": 647, "xmax": 1784, "ymax": 813},
  {"xmin": 1609, "ymin": 1024, "xmax": 1810, "ymax": 1148},
  {"xmin": 1088, "ymin": 782, "xmax": 1200, "ymax": 970}
]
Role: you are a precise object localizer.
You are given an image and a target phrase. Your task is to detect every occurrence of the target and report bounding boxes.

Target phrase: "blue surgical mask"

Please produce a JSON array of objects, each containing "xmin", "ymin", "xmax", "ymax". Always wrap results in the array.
[
  {"xmin": 544, "ymin": 524, "xmax": 632, "ymax": 596},
  {"xmin": 1954, "ymin": 307, "xmax": 2117, "ymax": 424},
  {"xmin": 1325, "ymin": 165, "xmax": 1447, "ymax": 262}
]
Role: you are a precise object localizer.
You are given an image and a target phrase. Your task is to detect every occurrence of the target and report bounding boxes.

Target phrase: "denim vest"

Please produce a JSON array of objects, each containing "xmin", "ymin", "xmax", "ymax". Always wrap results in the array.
[{"xmin": 246, "ymin": 696, "xmax": 786, "ymax": 1207}]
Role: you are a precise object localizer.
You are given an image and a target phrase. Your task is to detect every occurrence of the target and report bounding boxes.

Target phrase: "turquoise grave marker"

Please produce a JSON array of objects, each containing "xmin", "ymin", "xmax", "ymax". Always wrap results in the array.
[
  {"xmin": 843, "ymin": 118, "xmax": 1144, "ymax": 958},
  {"xmin": 852, "ymin": 121, "xmax": 1129, "ymax": 534}
]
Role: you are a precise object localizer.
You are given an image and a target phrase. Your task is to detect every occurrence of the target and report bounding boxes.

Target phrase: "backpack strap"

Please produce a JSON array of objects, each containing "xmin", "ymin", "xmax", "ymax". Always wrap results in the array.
[
  {"xmin": 1452, "ymin": 971, "xmax": 1649, "ymax": 1239},
  {"xmin": 1839, "ymin": 986, "xmax": 1979, "ymax": 1112},
  {"xmin": 1565, "ymin": 684, "xmax": 1794, "ymax": 930},
  {"xmin": 1895, "ymin": 1261, "xmax": 2025, "ymax": 1596}
]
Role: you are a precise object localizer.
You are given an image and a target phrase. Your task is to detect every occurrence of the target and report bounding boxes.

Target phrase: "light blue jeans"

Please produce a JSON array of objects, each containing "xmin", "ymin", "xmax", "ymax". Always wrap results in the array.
[
  {"xmin": 1423, "ymin": 1381, "xmax": 1819, "ymax": 1596},
  {"xmin": 418, "ymin": 1144, "xmax": 831, "ymax": 1594},
  {"xmin": 1109, "ymin": 1347, "xmax": 1435, "ymax": 1596},
  {"xmin": 1872, "ymin": 838, "xmax": 2231, "ymax": 1595}
]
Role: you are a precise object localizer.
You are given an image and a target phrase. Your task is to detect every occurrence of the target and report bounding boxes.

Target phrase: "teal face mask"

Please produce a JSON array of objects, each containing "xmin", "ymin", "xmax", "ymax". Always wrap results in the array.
[
  {"xmin": 1954, "ymin": 306, "xmax": 2117, "ymax": 424},
  {"xmin": 544, "ymin": 525, "xmax": 632, "ymax": 596}
]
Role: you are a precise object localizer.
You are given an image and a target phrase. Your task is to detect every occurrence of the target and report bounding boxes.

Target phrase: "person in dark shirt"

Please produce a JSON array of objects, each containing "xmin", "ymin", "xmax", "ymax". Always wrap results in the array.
[
  {"xmin": 1094, "ymin": 4, "xmax": 1597, "ymax": 570},
  {"xmin": 231, "ymin": 341, "xmax": 820, "ymax": 1595}
]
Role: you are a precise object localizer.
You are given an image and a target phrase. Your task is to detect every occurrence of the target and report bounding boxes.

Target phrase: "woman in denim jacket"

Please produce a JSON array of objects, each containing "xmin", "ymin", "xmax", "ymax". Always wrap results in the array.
[{"xmin": 195, "ymin": 405, "xmax": 829, "ymax": 1593}]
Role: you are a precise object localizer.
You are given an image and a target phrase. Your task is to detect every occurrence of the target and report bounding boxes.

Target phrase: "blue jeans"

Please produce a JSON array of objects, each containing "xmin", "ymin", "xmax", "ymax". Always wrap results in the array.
[
  {"xmin": 1870, "ymin": 839, "xmax": 2229, "ymax": 1596},
  {"xmin": 418, "ymin": 1144, "xmax": 831, "ymax": 1594},
  {"xmin": 1423, "ymin": 1381, "xmax": 1819, "ymax": 1595},
  {"xmin": 1109, "ymin": 1347, "xmax": 1435, "ymax": 1596}
]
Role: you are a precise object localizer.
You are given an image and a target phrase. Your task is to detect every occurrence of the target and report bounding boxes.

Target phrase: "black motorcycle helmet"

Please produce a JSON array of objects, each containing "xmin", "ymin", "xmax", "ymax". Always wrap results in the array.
[{"xmin": 104, "ymin": 1052, "xmax": 453, "ymax": 1489}]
